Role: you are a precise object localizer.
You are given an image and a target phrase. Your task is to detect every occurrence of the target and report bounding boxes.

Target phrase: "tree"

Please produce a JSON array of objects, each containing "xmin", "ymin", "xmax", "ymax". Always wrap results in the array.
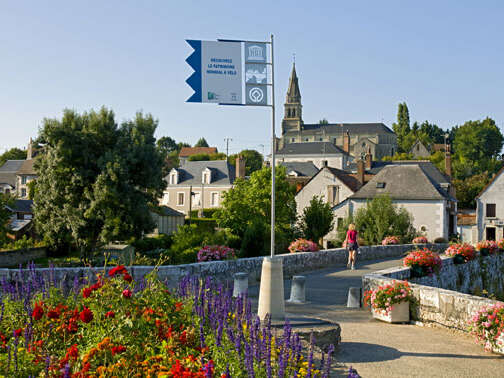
[
  {"xmin": 34, "ymin": 107, "xmax": 166, "ymax": 261},
  {"xmin": 0, "ymin": 194, "xmax": 13, "ymax": 247},
  {"xmin": 156, "ymin": 136, "xmax": 177, "ymax": 158},
  {"xmin": 194, "ymin": 138, "xmax": 209, "ymax": 147},
  {"xmin": 228, "ymin": 149, "xmax": 264, "ymax": 175},
  {"xmin": 0, "ymin": 148, "xmax": 26, "ymax": 167},
  {"xmin": 299, "ymin": 196, "xmax": 334, "ymax": 244},
  {"xmin": 215, "ymin": 166, "xmax": 296, "ymax": 254},
  {"xmin": 453, "ymin": 173, "xmax": 491, "ymax": 209},
  {"xmin": 392, "ymin": 102, "xmax": 411, "ymax": 152},
  {"xmin": 319, "ymin": 118, "xmax": 329, "ymax": 125},
  {"xmin": 353, "ymin": 195, "xmax": 416, "ymax": 245},
  {"xmin": 188, "ymin": 152, "xmax": 227, "ymax": 161}
]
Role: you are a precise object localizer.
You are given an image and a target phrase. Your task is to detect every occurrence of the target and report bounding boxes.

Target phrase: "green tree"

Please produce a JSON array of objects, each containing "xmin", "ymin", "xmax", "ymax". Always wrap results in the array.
[
  {"xmin": 353, "ymin": 195, "xmax": 416, "ymax": 245},
  {"xmin": 215, "ymin": 166, "xmax": 296, "ymax": 253},
  {"xmin": 0, "ymin": 148, "xmax": 26, "ymax": 166},
  {"xmin": 0, "ymin": 194, "xmax": 13, "ymax": 247},
  {"xmin": 453, "ymin": 173, "xmax": 491, "ymax": 209},
  {"xmin": 156, "ymin": 136, "xmax": 177, "ymax": 158},
  {"xmin": 194, "ymin": 138, "xmax": 209, "ymax": 147},
  {"xmin": 228, "ymin": 149, "xmax": 264, "ymax": 175},
  {"xmin": 392, "ymin": 102, "xmax": 411, "ymax": 152},
  {"xmin": 319, "ymin": 118, "xmax": 329, "ymax": 125},
  {"xmin": 188, "ymin": 152, "xmax": 227, "ymax": 161},
  {"xmin": 34, "ymin": 107, "xmax": 166, "ymax": 261},
  {"xmin": 299, "ymin": 195, "xmax": 334, "ymax": 244}
]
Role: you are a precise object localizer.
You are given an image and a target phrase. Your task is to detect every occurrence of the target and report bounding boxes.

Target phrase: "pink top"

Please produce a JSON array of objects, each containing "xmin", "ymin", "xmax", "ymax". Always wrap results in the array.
[{"xmin": 347, "ymin": 230, "xmax": 358, "ymax": 243}]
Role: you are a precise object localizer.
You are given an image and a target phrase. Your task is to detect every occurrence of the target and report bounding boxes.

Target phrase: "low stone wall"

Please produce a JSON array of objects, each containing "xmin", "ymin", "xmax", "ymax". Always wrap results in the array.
[
  {"xmin": 0, "ymin": 247, "xmax": 46, "ymax": 267},
  {"xmin": 363, "ymin": 253, "xmax": 504, "ymax": 332},
  {"xmin": 0, "ymin": 243, "xmax": 446, "ymax": 288}
]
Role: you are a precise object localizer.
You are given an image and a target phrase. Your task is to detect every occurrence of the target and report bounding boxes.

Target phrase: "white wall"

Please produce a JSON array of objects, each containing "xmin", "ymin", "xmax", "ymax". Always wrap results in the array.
[
  {"xmin": 275, "ymin": 155, "xmax": 347, "ymax": 170},
  {"xmin": 477, "ymin": 170, "xmax": 504, "ymax": 240}
]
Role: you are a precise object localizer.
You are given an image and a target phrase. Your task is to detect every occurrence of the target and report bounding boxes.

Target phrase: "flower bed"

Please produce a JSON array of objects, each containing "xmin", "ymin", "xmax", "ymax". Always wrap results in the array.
[
  {"xmin": 288, "ymin": 239, "xmax": 319, "ymax": 253},
  {"xmin": 469, "ymin": 303, "xmax": 504, "ymax": 352},
  {"xmin": 381, "ymin": 236, "xmax": 399, "ymax": 246},
  {"xmin": 475, "ymin": 240, "xmax": 499, "ymax": 256},
  {"xmin": 364, "ymin": 280, "xmax": 415, "ymax": 316},
  {"xmin": 403, "ymin": 248, "xmax": 442, "ymax": 277},
  {"xmin": 412, "ymin": 236, "xmax": 428, "ymax": 244},
  {"xmin": 497, "ymin": 239, "xmax": 504, "ymax": 251},
  {"xmin": 197, "ymin": 245, "xmax": 236, "ymax": 262},
  {"xmin": 0, "ymin": 264, "xmax": 334, "ymax": 376},
  {"xmin": 444, "ymin": 243, "xmax": 476, "ymax": 264}
]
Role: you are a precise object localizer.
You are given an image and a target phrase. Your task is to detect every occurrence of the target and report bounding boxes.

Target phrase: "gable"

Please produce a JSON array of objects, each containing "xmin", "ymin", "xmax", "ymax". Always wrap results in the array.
[{"xmin": 478, "ymin": 167, "xmax": 504, "ymax": 200}]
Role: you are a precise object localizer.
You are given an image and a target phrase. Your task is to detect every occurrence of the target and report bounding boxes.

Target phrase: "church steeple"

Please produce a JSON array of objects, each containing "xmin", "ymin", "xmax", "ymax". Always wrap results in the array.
[{"xmin": 282, "ymin": 63, "xmax": 303, "ymax": 135}]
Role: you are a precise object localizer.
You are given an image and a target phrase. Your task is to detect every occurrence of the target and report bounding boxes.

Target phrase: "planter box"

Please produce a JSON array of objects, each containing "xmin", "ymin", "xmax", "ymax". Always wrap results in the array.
[
  {"xmin": 372, "ymin": 301, "xmax": 410, "ymax": 323},
  {"xmin": 492, "ymin": 333, "xmax": 504, "ymax": 355}
]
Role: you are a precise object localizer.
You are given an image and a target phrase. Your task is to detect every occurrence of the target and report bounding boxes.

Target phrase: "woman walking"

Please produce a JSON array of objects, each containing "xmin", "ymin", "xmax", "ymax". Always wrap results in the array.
[{"xmin": 344, "ymin": 223, "xmax": 359, "ymax": 270}]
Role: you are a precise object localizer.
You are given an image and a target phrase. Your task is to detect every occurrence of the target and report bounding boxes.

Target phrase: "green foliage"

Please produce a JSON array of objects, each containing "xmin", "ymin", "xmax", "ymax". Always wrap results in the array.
[
  {"xmin": 299, "ymin": 195, "xmax": 334, "ymax": 244},
  {"xmin": 188, "ymin": 152, "xmax": 227, "ymax": 161},
  {"xmin": 319, "ymin": 118, "xmax": 329, "ymax": 124},
  {"xmin": 228, "ymin": 149, "xmax": 263, "ymax": 175},
  {"xmin": 0, "ymin": 194, "xmax": 14, "ymax": 247},
  {"xmin": 34, "ymin": 107, "xmax": 166, "ymax": 262},
  {"xmin": 0, "ymin": 147, "xmax": 26, "ymax": 167},
  {"xmin": 240, "ymin": 220, "xmax": 267, "ymax": 258},
  {"xmin": 434, "ymin": 237, "xmax": 448, "ymax": 243},
  {"xmin": 131, "ymin": 234, "xmax": 173, "ymax": 254},
  {"xmin": 156, "ymin": 136, "xmax": 177, "ymax": 157},
  {"xmin": 453, "ymin": 173, "xmax": 491, "ymax": 209},
  {"xmin": 392, "ymin": 102, "xmax": 410, "ymax": 153},
  {"xmin": 189, "ymin": 208, "xmax": 219, "ymax": 218},
  {"xmin": 186, "ymin": 218, "xmax": 217, "ymax": 233},
  {"xmin": 353, "ymin": 195, "xmax": 416, "ymax": 245},
  {"xmin": 0, "ymin": 235, "xmax": 45, "ymax": 251},
  {"xmin": 194, "ymin": 137, "xmax": 210, "ymax": 147},
  {"xmin": 335, "ymin": 214, "xmax": 355, "ymax": 247}
]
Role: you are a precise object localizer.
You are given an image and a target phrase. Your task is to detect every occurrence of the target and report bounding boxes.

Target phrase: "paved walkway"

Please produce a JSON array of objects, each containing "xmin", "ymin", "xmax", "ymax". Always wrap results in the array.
[{"xmin": 248, "ymin": 257, "xmax": 504, "ymax": 377}]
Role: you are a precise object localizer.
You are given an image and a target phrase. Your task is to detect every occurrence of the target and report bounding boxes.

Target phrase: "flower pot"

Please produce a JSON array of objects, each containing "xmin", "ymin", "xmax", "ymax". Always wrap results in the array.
[
  {"xmin": 372, "ymin": 301, "xmax": 410, "ymax": 323},
  {"xmin": 492, "ymin": 333, "xmax": 504, "ymax": 355},
  {"xmin": 409, "ymin": 265, "xmax": 426, "ymax": 278},
  {"xmin": 453, "ymin": 254, "xmax": 466, "ymax": 265},
  {"xmin": 480, "ymin": 248, "xmax": 490, "ymax": 256}
]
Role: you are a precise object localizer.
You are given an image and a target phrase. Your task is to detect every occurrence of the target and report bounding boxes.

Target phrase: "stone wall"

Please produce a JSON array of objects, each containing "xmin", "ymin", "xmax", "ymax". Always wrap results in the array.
[
  {"xmin": 0, "ymin": 247, "xmax": 46, "ymax": 267},
  {"xmin": 363, "ymin": 253, "xmax": 504, "ymax": 332}
]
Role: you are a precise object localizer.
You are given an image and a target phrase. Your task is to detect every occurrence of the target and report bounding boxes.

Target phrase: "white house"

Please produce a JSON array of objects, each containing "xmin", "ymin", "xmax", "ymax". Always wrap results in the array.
[
  {"xmin": 273, "ymin": 142, "xmax": 353, "ymax": 170},
  {"xmin": 476, "ymin": 167, "xmax": 504, "ymax": 241}
]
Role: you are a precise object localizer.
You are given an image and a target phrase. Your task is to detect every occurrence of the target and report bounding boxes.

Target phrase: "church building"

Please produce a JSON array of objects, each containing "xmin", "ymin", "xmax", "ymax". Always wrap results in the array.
[{"xmin": 278, "ymin": 64, "xmax": 398, "ymax": 160}]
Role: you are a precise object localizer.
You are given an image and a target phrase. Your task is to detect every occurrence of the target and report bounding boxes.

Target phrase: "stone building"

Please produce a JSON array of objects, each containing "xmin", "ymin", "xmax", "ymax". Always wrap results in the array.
[
  {"xmin": 278, "ymin": 64, "xmax": 398, "ymax": 160},
  {"xmin": 476, "ymin": 167, "xmax": 504, "ymax": 241}
]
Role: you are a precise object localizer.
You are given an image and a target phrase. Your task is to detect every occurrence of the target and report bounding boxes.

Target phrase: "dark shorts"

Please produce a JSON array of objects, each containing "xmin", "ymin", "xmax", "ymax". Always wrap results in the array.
[{"xmin": 348, "ymin": 242, "xmax": 359, "ymax": 251}]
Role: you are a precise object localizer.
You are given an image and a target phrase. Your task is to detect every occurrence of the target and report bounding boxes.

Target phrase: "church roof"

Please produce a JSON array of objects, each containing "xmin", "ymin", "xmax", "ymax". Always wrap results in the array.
[
  {"xmin": 286, "ymin": 64, "xmax": 301, "ymax": 100},
  {"xmin": 276, "ymin": 142, "xmax": 347, "ymax": 156},
  {"xmin": 297, "ymin": 123, "xmax": 395, "ymax": 135}
]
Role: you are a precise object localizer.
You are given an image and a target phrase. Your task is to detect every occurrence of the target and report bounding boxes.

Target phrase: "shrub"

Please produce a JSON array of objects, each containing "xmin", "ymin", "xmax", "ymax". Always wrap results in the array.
[
  {"xmin": 288, "ymin": 239, "xmax": 319, "ymax": 253},
  {"xmin": 498, "ymin": 239, "xmax": 504, "ymax": 250},
  {"xmin": 131, "ymin": 234, "xmax": 173, "ymax": 253},
  {"xmin": 186, "ymin": 218, "xmax": 217, "ymax": 233},
  {"xmin": 412, "ymin": 236, "xmax": 428, "ymax": 244},
  {"xmin": 403, "ymin": 248, "xmax": 442, "ymax": 277},
  {"xmin": 189, "ymin": 208, "xmax": 219, "ymax": 219},
  {"xmin": 444, "ymin": 243, "xmax": 476, "ymax": 263},
  {"xmin": 240, "ymin": 221, "xmax": 266, "ymax": 258},
  {"xmin": 475, "ymin": 240, "xmax": 499, "ymax": 255},
  {"xmin": 433, "ymin": 237, "xmax": 448, "ymax": 243},
  {"xmin": 298, "ymin": 195, "xmax": 334, "ymax": 243},
  {"xmin": 382, "ymin": 236, "xmax": 399, "ymax": 246},
  {"xmin": 469, "ymin": 303, "xmax": 504, "ymax": 351},
  {"xmin": 197, "ymin": 245, "xmax": 236, "ymax": 262},
  {"xmin": 364, "ymin": 281, "xmax": 415, "ymax": 315}
]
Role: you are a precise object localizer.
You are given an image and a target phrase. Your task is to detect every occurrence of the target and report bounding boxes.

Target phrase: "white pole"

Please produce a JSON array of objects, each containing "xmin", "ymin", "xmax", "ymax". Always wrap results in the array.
[{"xmin": 270, "ymin": 33, "xmax": 276, "ymax": 258}]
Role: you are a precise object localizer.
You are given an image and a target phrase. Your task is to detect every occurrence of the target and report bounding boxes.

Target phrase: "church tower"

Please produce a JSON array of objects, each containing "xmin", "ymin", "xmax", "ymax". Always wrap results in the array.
[{"xmin": 281, "ymin": 63, "xmax": 303, "ymax": 134}]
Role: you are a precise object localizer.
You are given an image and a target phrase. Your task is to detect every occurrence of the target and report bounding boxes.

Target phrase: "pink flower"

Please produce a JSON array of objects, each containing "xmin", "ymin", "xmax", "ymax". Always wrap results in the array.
[{"xmin": 122, "ymin": 289, "xmax": 133, "ymax": 298}]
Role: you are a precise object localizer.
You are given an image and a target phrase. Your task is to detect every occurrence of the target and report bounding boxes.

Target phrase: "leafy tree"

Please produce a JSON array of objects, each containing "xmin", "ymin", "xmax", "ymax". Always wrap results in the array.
[
  {"xmin": 156, "ymin": 136, "xmax": 177, "ymax": 157},
  {"xmin": 34, "ymin": 107, "xmax": 166, "ymax": 261},
  {"xmin": 353, "ymin": 195, "xmax": 416, "ymax": 245},
  {"xmin": 228, "ymin": 149, "xmax": 264, "ymax": 175},
  {"xmin": 453, "ymin": 173, "xmax": 491, "ymax": 209},
  {"xmin": 215, "ymin": 166, "xmax": 296, "ymax": 253},
  {"xmin": 319, "ymin": 118, "xmax": 329, "ymax": 125},
  {"xmin": 418, "ymin": 121, "xmax": 446, "ymax": 144},
  {"xmin": 392, "ymin": 102, "xmax": 411, "ymax": 152},
  {"xmin": 299, "ymin": 195, "xmax": 334, "ymax": 244},
  {"xmin": 0, "ymin": 194, "xmax": 13, "ymax": 247},
  {"xmin": 188, "ymin": 153, "xmax": 227, "ymax": 161},
  {"xmin": 0, "ymin": 148, "xmax": 26, "ymax": 167},
  {"xmin": 194, "ymin": 138, "xmax": 209, "ymax": 147}
]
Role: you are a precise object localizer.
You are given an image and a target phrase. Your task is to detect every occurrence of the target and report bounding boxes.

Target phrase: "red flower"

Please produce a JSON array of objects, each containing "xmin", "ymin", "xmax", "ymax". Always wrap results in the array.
[
  {"xmin": 111, "ymin": 345, "xmax": 126, "ymax": 355},
  {"xmin": 122, "ymin": 273, "xmax": 133, "ymax": 283},
  {"xmin": 32, "ymin": 303, "xmax": 44, "ymax": 321},
  {"xmin": 175, "ymin": 302, "xmax": 183, "ymax": 312},
  {"xmin": 105, "ymin": 311, "xmax": 115, "ymax": 319},
  {"xmin": 82, "ymin": 287, "xmax": 93, "ymax": 298},
  {"xmin": 90, "ymin": 281, "xmax": 102, "ymax": 291},
  {"xmin": 79, "ymin": 307, "xmax": 94, "ymax": 323},
  {"xmin": 122, "ymin": 289, "xmax": 132, "ymax": 298},
  {"xmin": 47, "ymin": 309, "xmax": 60, "ymax": 319},
  {"xmin": 109, "ymin": 265, "xmax": 127, "ymax": 277},
  {"xmin": 66, "ymin": 344, "xmax": 79, "ymax": 360},
  {"xmin": 179, "ymin": 330, "xmax": 187, "ymax": 344},
  {"xmin": 14, "ymin": 329, "xmax": 23, "ymax": 338}
]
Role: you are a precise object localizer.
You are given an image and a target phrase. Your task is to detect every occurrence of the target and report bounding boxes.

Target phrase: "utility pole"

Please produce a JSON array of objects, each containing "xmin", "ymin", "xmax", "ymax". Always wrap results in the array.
[{"xmin": 224, "ymin": 137, "xmax": 232, "ymax": 158}]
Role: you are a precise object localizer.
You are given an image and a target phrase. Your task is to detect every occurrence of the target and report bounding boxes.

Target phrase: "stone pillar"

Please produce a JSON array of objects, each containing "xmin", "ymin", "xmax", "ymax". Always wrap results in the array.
[
  {"xmin": 288, "ymin": 275, "xmax": 306, "ymax": 303},
  {"xmin": 233, "ymin": 272, "xmax": 248, "ymax": 297},
  {"xmin": 347, "ymin": 287, "xmax": 361, "ymax": 308},
  {"xmin": 257, "ymin": 257, "xmax": 285, "ymax": 320}
]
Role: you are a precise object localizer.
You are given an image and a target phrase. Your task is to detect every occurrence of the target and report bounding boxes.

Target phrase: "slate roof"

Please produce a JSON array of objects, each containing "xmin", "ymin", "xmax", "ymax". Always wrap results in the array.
[
  {"xmin": 276, "ymin": 142, "xmax": 347, "ymax": 155},
  {"xmin": 6, "ymin": 199, "xmax": 34, "ymax": 213},
  {"xmin": 326, "ymin": 167, "xmax": 362, "ymax": 192},
  {"xmin": 157, "ymin": 206, "xmax": 185, "ymax": 217},
  {"xmin": 284, "ymin": 123, "xmax": 394, "ymax": 136},
  {"xmin": 179, "ymin": 147, "xmax": 218, "ymax": 157},
  {"xmin": 280, "ymin": 162, "xmax": 319, "ymax": 177},
  {"xmin": 165, "ymin": 160, "xmax": 235, "ymax": 187},
  {"xmin": 17, "ymin": 159, "xmax": 36, "ymax": 175},
  {"xmin": 351, "ymin": 164, "xmax": 452, "ymax": 201},
  {"xmin": 0, "ymin": 160, "xmax": 24, "ymax": 186}
]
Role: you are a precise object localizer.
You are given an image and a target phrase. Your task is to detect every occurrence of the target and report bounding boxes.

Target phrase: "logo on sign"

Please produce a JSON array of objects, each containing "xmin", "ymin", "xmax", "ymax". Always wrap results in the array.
[
  {"xmin": 248, "ymin": 87, "xmax": 264, "ymax": 103},
  {"xmin": 247, "ymin": 45, "xmax": 264, "ymax": 61}
]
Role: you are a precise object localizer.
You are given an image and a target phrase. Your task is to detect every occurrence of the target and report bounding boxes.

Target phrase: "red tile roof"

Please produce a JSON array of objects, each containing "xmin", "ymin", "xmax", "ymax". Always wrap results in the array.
[{"xmin": 179, "ymin": 147, "xmax": 218, "ymax": 157}]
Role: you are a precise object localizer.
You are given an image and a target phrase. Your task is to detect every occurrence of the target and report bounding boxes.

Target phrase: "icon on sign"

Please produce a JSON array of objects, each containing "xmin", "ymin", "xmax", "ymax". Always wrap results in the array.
[
  {"xmin": 247, "ymin": 45, "xmax": 264, "ymax": 61},
  {"xmin": 208, "ymin": 91, "xmax": 219, "ymax": 100},
  {"xmin": 248, "ymin": 87, "xmax": 264, "ymax": 103}
]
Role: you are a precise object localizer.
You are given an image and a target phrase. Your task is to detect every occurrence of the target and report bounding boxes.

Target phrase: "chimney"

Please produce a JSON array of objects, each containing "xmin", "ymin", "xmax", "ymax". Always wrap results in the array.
[
  {"xmin": 27, "ymin": 138, "xmax": 33, "ymax": 160},
  {"xmin": 445, "ymin": 144, "xmax": 452, "ymax": 178},
  {"xmin": 236, "ymin": 155, "xmax": 246, "ymax": 178},
  {"xmin": 343, "ymin": 131, "xmax": 350, "ymax": 153},
  {"xmin": 365, "ymin": 147, "xmax": 372, "ymax": 169},
  {"xmin": 357, "ymin": 159, "xmax": 365, "ymax": 184}
]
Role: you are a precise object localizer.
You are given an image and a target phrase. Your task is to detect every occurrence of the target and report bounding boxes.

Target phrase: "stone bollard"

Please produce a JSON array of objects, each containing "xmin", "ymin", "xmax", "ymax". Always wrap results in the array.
[
  {"xmin": 288, "ymin": 276, "xmax": 306, "ymax": 303},
  {"xmin": 257, "ymin": 257, "xmax": 285, "ymax": 320},
  {"xmin": 233, "ymin": 272, "xmax": 248, "ymax": 297},
  {"xmin": 347, "ymin": 287, "xmax": 361, "ymax": 308}
]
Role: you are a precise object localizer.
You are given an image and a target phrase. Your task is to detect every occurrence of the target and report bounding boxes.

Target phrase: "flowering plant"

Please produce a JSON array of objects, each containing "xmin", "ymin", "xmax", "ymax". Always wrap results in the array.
[
  {"xmin": 382, "ymin": 236, "xmax": 399, "ymax": 246},
  {"xmin": 412, "ymin": 236, "xmax": 428, "ymax": 244},
  {"xmin": 475, "ymin": 240, "xmax": 499, "ymax": 255},
  {"xmin": 197, "ymin": 245, "xmax": 236, "ymax": 262},
  {"xmin": 403, "ymin": 248, "xmax": 442, "ymax": 276},
  {"xmin": 469, "ymin": 303, "xmax": 504, "ymax": 351},
  {"xmin": 444, "ymin": 243, "xmax": 476, "ymax": 263},
  {"xmin": 498, "ymin": 239, "xmax": 504, "ymax": 250},
  {"xmin": 363, "ymin": 281, "xmax": 414, "ymax": 315},
  {"xmin": 288, "ymin": 239, "xmax": 319, "ymax": 253}
]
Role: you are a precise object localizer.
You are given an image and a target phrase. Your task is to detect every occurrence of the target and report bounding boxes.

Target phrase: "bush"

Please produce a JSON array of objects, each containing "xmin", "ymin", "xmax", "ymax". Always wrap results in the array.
[
  {"xmin": 412, "ymin": 236, "xmax": 428, "ymax": 244},
  {"xmin": 298, "ymin": 195, "xmax": 334, "ymax": 243},
  {"xmin": 170, "ymin": 224, "xmax": 207, "ymax": 264},
  {"xmin": 288, "ymin": 239, "xmax": 319, "ymax": 253},
  {"xmin": 189, "ymin": 208, "xmax": 219, "ymax": 219},
  {"xmin": 197, "ymin": 245, "xmax": 236, "ymax": 262},
  {"xmin": 382, "ymin": 236, "xmax": 399, "ymax": 246},
  {"xmin": 433, "ymin": 237, "xmax": 448, "ymax": 243},
  {"xmin": 186, "ymin": 218, "xmax": 217, "ymax": 233},
  {"xmin": 240, "ymin": 221, "xmax": 266, "ymax": 258},
  {"xmin": 403, "ymin": 248, "xmax": 442, "ymax": 277},
  {"xmin": 131, "ymin": 234, "xmax": 173, "ymax": 253},
  {"xmin": 469, "ymin": 303, "xmax": 504, "ymax": 351}
]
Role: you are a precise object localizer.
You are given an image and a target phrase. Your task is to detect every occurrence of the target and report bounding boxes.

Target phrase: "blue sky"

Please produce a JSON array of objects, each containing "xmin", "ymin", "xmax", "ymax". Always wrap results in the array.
[{"xmin": 1, "ymin": 1, "xmax": 503, "ymax": 155}]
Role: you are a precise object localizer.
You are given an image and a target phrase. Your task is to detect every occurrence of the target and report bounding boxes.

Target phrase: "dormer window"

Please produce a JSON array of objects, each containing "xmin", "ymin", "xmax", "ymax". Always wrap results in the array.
[
  {"xmin": 202, "ymin": 168, "xmax": 212, "ymax": 184},
  {"xmin": 169, "ymin": 169, "xmax": 179, "ymax": 185}
]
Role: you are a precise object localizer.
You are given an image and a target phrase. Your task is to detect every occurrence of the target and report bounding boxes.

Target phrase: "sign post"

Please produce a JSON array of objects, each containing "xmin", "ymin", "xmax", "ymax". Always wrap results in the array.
[{"xmin": 186, "ymin": 36, "xmax": 284, "ymax": 319}]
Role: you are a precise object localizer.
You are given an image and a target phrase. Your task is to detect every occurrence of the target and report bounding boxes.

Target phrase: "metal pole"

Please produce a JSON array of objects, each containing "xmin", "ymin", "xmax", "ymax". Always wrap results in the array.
[{"xmin": 270, "ymin": 34, "xmax": 276, "ymax": 258}]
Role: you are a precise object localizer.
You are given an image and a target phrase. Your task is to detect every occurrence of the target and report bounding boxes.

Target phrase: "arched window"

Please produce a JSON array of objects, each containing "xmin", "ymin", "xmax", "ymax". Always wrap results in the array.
[{"xmin": 292, "ymin": 109, "xmax": 296, "ymax": 117}]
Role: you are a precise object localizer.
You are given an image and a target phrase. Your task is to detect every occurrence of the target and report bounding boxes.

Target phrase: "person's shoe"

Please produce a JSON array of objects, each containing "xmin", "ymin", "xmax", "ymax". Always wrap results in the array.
[
  {"xmin": 347, "ymin": 263, "xmax": 351, "ymax": 268},
  {"xmin": 351, "ymin": 264, "xmax": 355, "ymax": 270}
]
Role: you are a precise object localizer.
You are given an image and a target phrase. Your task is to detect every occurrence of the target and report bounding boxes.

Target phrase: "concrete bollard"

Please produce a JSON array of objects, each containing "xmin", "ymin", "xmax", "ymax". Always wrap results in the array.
[
  {"xmin": 233, "ymin": 272, "xmax": 248, "ymax": 297},
  {"xmin": 288, "ymin": 276, "xmax": 306, "ymax": 303},
  {"xmin": 257, "ymin": 257, "xmax": 285, "ymax": 320},
  {"xmin": 347, "ymin": 287, "xmax": 361, "ymax": 308}
]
